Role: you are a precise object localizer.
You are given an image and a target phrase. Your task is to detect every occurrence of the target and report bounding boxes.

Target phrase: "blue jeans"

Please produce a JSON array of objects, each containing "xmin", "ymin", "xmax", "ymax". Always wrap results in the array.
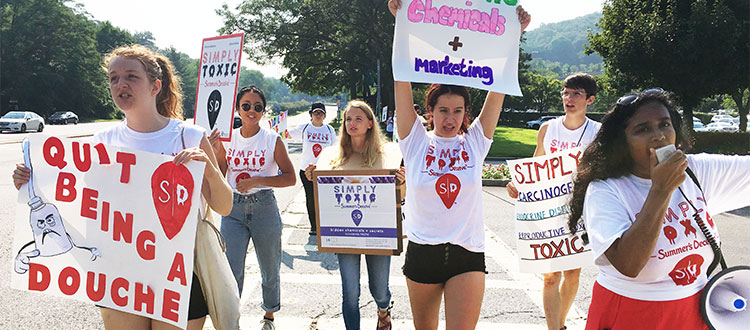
[
  {"xmin": 337, "ymin": 253, "xmax": 392, "ymax": 330},
  {"xmin": 221, "ymin": 190, "xmax": 282, "ymax": 313}
]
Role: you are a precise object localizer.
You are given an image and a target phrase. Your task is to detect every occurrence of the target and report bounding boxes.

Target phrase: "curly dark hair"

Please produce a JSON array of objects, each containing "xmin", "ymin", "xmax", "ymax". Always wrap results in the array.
[{"xmin": 567, "ymin": 90, "xmax": 692, "ymax": 241}]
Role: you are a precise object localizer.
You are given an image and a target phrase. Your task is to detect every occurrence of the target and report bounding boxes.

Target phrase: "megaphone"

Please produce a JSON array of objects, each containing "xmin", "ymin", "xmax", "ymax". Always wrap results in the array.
[{"xmin": 701, "ymin": 266, "xmax": 750, "ymax": 330}]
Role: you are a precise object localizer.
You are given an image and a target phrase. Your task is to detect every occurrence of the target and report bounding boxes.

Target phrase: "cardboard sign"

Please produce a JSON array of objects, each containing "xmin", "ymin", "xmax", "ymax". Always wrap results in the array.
[
  {"xmin": 392, "ymin": 0, "xmax": 523, "ymax": 95},
  {"xmin": 507, "ymin": 147, "xmax": 593, "ymax": 273},
  {"xmin": 11, "ymin": 135, "xmax": 205, "ymax": 329},
  {"xmin": 194, "ymin": 33, "xmax": 244, "ymax": 142},
  {"xmin": 313, "ymin": 170, "xmax": 403, "ymax": 255}
]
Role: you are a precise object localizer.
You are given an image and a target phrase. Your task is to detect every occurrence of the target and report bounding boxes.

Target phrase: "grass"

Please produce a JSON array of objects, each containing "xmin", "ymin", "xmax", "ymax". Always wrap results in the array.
[{"xmin": 487, "ymin": 126, "xmax": 538, "ymax": 158}]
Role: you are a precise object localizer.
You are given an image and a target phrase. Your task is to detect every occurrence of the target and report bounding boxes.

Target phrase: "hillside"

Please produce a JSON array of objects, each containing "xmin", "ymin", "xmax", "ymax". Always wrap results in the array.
[{"xmin": 523, "ymin": 12, "xmax": 603, "ymax": 67}]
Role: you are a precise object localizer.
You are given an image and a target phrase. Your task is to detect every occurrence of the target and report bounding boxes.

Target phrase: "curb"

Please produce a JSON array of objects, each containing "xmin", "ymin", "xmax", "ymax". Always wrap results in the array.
[{"xmin": 482, "ymin": 179, "xmax": 510, "ymax": 187}]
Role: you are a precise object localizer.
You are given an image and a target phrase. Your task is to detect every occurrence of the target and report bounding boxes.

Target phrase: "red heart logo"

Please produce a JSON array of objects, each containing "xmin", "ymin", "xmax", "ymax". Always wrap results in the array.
[
  {"xmin": 151, "ymin": 162, "xmax": 194, "ymax": 240},
  {"xmin": 236, "ymin": 172, "xmax": 250, "ymax": 185},
  {"xmin": 668, "ymin": 254, "xmax": 704, "ymax": 286},
  {"xmin": 435, "ymin": 173, "xmax": 461, "ymax": 209},
  {"xmin": 312, "ymin": 143, "xmax": 322, "ymax": 158}
]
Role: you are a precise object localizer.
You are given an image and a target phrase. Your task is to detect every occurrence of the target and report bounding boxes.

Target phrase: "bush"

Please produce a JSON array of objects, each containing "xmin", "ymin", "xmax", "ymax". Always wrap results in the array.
[
  {"xmin": 482, "ymin": 163, "xmax": 510, "ymax": 179},
  {"xmin": 691, "ymin": 132, "xmax": 749, "ymax": 155}
]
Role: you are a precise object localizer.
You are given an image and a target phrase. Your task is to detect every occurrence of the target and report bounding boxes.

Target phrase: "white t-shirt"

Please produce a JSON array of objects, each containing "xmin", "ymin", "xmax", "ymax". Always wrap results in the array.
[
  {"xmin": 287, "ymin": 123, "xmax": 337, "ymax": 169},
  {"xmin": 94, "ymin": 118, "xmax": 204, "ymax": 155},
  {"xmin": 584, "ymin": 154, "xmax": 750, "ymax": 301},
  {"xmin": 543, "ymin": 116, "xmax": 601, "ymax": 154},
  {"xmin": 399, "ymin": 118, "xmax": 492, "ymax": 252},
  {"xmin": 224, "ymin": 127, "xmax": 279, "ymax": 194}
]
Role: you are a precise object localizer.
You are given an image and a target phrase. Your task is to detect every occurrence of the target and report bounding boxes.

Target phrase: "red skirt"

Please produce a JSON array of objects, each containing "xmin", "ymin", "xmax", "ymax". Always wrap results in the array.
[{"xmin": 585, "ymin": 281, "xmax": 708, "ymax": 330}]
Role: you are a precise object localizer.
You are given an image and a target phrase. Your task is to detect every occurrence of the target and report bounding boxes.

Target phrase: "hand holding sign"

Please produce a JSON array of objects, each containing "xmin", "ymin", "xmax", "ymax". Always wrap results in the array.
[{"xmin": 390, "ymin": 0, "xmax": 531, "ymax": 95}]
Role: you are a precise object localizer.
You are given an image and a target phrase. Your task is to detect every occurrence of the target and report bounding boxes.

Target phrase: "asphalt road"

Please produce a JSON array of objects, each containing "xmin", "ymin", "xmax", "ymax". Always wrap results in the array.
[{"xmin": 0, "ymin": 117, "xmax": 747, "ymax": 329}]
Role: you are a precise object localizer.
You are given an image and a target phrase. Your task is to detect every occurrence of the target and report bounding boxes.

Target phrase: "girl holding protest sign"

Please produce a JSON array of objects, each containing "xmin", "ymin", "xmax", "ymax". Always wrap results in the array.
[
  {"xmin": 208, "ymin": 85, "xmax": 295, "ymax": 330},
  {"xmin": 506, "ymin": 72, "xmax": 601, "ymax": 330},
  {"xmin": 304, "ymin": 100, "xmax": 403, "ymax": 330},
  {"xmin": 388, "ymin": 2, "xmax": 530, "ymax": 328},
  {"xmin": 286, "ymin": 101, "xmax": 337, "ymax": 236},
  {"xmin": 14, "ymin": 44, "xmax": 236, "ymax": 330},
  {"xmin": 567, "ymin": 89, "xmax": 750, "ymax": 329}
]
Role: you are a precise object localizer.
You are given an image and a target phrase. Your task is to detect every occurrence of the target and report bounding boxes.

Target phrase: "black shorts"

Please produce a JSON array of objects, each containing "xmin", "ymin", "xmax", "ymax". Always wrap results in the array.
[
  {"xmin": 188, "ymin": 272, "xmax": 209, "ymax": 320},
  {"xmin": 96, "ymin": 272, "xmax": 208, "ymax": 320},
  {"xmin": 402, "ymin": 241, "xmax": 487, "ymax": 284}
]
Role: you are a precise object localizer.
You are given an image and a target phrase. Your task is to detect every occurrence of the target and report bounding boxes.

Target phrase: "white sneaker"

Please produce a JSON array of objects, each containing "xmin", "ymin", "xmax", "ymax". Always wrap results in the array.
[{"xmin": 260, "ymin": 318, "xmax": 275, "ymax": 330}]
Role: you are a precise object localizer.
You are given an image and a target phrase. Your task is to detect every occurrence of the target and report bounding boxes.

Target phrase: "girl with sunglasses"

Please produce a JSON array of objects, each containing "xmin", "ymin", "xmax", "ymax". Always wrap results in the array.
[
  {"xmin": 567, "ymin": 89, "xmax": 750, "ymax": 329},
  {"xmin": 208, "ymin": 85, "xmax": 295, "ymax": 330}
]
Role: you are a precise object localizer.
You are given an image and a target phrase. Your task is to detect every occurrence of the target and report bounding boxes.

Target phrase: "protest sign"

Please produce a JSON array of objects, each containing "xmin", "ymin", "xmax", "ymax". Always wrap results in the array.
[
  {"xmin": 11, "ymin": 135, "xmax": 205, "ymax": 329},
  {"xmin": 313, "ymin": 170, "xmax": 403, "ymax": 255},
  {"xmin": 194, "ymin": 33, "xmax": 244, "ymax": 142},
  {"xmin": 268, "ymin": 111, "xmax": 290, "ymax": 139},
  {"xmin": 507, "ymin": 147, "xmax": 593, "ymax": 273},
  {"xmin": 392, "ymin": 0, "xmax": 523, "ymax": 95}
]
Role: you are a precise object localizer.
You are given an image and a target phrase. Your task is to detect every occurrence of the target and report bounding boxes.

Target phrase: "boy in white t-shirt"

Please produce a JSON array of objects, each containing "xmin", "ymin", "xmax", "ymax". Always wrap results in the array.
[
  {"xmin": 286, "ymin": 102, "xmax": 337, "ymax": 235},
  {"xmin": 507, "ymin": 72, "xmax": 600, "ymax": 330}
]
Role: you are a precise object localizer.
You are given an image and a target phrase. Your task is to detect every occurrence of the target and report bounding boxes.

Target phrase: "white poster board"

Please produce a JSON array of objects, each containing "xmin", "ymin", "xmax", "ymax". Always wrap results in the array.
[
  {"xmin": 12, "ymin": 135, "xmax": 204, "ymax": 329},
  {"xmin": 314, "ymin": 170, "xmax": 403, "ymax": 255},
  {"xmin": 507, "ymin": 147, "xmax": 593, "ymax": 273},
  {"xmin": 392, "ymin": 0, "xmax": 523, "ymax": 95},
  {"xmin": 194, "ymin": 33, "xmax": 244, "ymax": 142}
]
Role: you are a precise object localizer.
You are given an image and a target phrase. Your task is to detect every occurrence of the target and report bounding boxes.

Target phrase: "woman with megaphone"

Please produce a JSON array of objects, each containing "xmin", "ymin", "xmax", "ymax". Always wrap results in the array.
[{"xmin": 567, "ymin": 89, "xmax": 750, "ymax": 329}]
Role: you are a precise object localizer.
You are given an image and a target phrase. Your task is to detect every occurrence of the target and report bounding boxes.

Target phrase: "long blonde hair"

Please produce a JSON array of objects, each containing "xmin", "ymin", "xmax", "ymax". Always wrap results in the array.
[
  {"xmin": 104, "ymin": 44, "xmax": 184, "ymax": 119},
  {"xmin": 331, "ymin": 100, "xmax": 385, "ymax": 168}
]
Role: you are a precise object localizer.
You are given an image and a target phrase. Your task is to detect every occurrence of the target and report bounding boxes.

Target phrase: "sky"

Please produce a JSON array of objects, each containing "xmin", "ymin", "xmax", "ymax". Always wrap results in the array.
[{"xmin": 70, "ymin": 0, "xmax": 605, "ymax": 79}]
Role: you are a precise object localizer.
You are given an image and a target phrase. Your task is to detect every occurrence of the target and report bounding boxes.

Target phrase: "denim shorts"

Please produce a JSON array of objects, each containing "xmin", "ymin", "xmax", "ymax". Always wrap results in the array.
[{"xmin": 402, "ymin": 241, "xmax": 487, "ymax": 284}]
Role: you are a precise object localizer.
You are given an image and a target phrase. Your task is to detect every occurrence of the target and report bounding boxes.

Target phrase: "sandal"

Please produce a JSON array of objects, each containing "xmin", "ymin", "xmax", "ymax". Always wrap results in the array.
[{"xmin": 376, "ymin": 301, "xmax": 393, "ymax": 330}]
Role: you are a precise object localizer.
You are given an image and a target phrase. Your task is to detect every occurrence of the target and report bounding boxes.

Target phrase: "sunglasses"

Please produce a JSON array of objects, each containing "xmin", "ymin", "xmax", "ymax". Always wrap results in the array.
[
  {"xmin": 616, "ymin": 88, "xmax": 664, "ymax": 106},
  {"xmin": 241, "ymin": 103, "xmax": 264, "ymax": 112}
]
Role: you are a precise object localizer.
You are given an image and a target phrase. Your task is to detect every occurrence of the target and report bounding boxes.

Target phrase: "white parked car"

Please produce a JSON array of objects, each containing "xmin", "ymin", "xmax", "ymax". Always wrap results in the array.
[
  {"xmin": 0, "ymin": 111, "xmax": 45, "ymax": 133},
  {"xmin": 711, "ymin": 114, "xmax": 733, "ymax": 123},
  {"xmin": 705, "ymin": 122, "xmax": 737, "ymax": 133},
  {"xmin": 693, "ymin": 122, "xmax": 709, "ymax": 132}
]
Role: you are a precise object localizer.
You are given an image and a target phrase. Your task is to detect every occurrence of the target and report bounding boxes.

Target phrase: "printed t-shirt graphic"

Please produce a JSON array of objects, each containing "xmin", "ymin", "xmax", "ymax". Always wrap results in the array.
[
  {"xmin": 399, "ymin": 118, "xmax": 492, "ymax": 253},
  {"xmin": 224, "ymin": 127, "xmax": 279, "ymax": 194},
  {"xmin": 583, "ymin": 154, "xmax": 750, "ymax": 301},
  {"xmin": 287, "ymin": 124, "xmax": 337, "ymax": 168},
  {"xmin": 542, "ymin": 117, "xmax": 601, "ymax": 154}
]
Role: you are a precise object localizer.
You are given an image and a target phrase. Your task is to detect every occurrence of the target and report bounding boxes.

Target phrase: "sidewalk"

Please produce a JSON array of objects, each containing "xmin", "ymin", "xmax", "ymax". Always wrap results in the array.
[{"xmin": 203, "ymin": 186, "xmax": 588, "ymax": 330}]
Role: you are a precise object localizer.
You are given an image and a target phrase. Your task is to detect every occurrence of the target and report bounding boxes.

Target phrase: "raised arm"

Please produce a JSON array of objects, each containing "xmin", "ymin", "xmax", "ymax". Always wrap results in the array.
[
  {"xmin": 477, "ymin": 7, "xmax": 531, "ymax": 138},
  {"xmin": 394, "ymin": 81, "xmax": 418, "ymax": 140}
]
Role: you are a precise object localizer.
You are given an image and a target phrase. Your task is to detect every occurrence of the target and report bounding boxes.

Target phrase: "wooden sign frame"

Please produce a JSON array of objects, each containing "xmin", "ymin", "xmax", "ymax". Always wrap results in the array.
[{"xmin": 313, "ymin": 169, "xmax": 403, "ymax": 255}]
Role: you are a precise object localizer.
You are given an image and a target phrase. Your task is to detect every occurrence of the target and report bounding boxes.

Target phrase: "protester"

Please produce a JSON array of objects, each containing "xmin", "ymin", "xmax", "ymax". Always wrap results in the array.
[
  {"xmin": 567, "ymin": 89, "xmax": 750, "ymax": 330},
  {"xmin": 305, "ymin": 100, "xmax": 403, "ymax": 330},
  {"xmin": 385, "ymin": 115, "xmax": 394, "ymax": 141},
  {"xmin": 286, "ymin": 101, "xmax": 337, "ymax": 235},
  {"xmin": 13, "ymin": 44, "xmax": 235, "ymax": 330},
  {"xmin": 208, "ymin": 85, "xmax": 295, "ymax": 330},
  {"xmin": 507, "ymin": 72, "xmax": 601, "ymax": 330},
  {"xmin": 388, "ymin": 2, "xmax": 530, "ymax": 328}
]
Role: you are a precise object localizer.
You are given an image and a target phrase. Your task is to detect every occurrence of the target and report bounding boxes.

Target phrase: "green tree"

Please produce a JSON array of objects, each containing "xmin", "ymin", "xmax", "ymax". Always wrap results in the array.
[
  {"xmin": 1, "ymin": 0, "xmax": 114, "ymax": 119},
  {"xmin": 95, "ymin": 21, "xmax": 135, "ymax": 54},
  {"xmin": 587, "ymin": 0, "xmax": 749, "ymax": 130},
  {"xmin": 217, "ymin": 0, "xmax": 395, "ymax": 109},
  {"xmin": 162, "ymin": 47, "xmax": 199, "ymax": 118},
  {"xmin": 134, "ymin": 31, "xmax": 156, "ymax": 49}
]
